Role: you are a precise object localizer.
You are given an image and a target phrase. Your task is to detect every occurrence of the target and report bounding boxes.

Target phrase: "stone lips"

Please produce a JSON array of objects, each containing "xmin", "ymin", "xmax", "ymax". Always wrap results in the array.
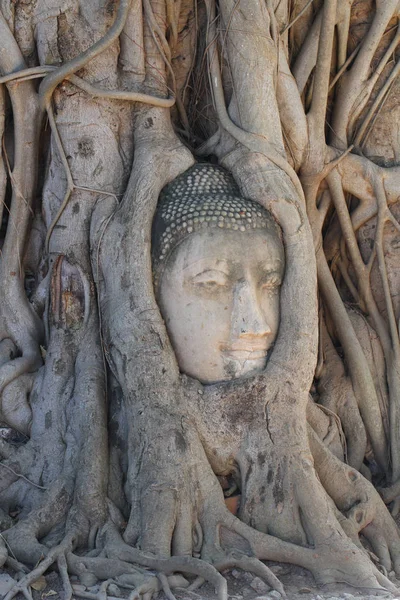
[{"xmin": 152, "ymin": 163, "xmax": 281, "ymax": 289}]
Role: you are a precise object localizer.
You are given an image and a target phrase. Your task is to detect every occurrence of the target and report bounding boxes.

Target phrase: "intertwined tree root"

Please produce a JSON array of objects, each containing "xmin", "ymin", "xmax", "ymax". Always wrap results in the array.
[{"xmin": 0, "ymin": 0, "xmax": 400, "ymax": 599}]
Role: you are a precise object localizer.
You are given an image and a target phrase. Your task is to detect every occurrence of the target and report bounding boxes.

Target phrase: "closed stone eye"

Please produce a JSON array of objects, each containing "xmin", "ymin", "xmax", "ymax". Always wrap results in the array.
[{"xmin": 191, "ymin": 270, "xmax": 229, "ymax": 288}]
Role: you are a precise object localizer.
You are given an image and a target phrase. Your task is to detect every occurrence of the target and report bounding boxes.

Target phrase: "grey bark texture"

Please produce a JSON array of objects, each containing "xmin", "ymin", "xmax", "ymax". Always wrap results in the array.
[{"xmin": 0, "ymin": 1, "xmax": 399, "ymax": 598}]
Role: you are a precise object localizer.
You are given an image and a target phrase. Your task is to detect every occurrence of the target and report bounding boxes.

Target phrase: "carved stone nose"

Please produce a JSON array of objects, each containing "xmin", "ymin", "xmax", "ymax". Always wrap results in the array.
[{"xmin": 231, "ymin": 280, "xmax": 271, "ymax": 339}]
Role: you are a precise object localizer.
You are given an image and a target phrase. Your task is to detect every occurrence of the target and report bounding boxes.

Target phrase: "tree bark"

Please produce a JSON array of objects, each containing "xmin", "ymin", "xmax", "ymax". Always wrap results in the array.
[{"xmin": 0, "ymin": 1, "xmax": 399, "ymax": 598}]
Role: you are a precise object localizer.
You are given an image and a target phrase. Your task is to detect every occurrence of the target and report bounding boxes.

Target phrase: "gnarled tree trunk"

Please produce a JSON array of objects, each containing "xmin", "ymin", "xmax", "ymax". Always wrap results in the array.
[{"xmin": 0, "ymin": 1, "xmax": 399, "ymax": 598}]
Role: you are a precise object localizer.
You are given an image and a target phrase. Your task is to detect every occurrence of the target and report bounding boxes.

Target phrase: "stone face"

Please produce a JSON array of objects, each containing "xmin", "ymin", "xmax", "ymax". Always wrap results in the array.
[
  {"xmin": 154, "ymin": 164, "xmax": 284, "ymax": 385},
  {"xmin": 157, "ymin": 228, "xmax": 284, "ymax": 384}
]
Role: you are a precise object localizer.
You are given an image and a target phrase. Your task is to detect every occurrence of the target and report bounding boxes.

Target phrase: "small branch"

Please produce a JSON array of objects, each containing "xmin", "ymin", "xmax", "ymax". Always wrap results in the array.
[
  {"xmin": 277, "ymin": 40, "xmax": 309, "ymax": 169},
  {"xmin": 309, "ymin": 0, "xmax": 338, "ymax": 148},
  {"xmin": 0, "ymin": 462, "xmax": 46, "ymax": 490},
  {"xmin": 329, "ymin": 42, "xmax": 361, "ymax": 92},
  {"xmin": 0, "ymin": 66, "xmax": 53, "ymax": 84},
  {"xmin": 316, "ymin": 249, "xmax": 389, "ymax": 473},
  {"xmin": 354, "ymin": 60, "xmax": 400, "ymax": 147},
  {"xmin": 359, "ymin": 82, "xmax": 393, "ymax": 150},
  {"xmin": 335, "ymin": 150, "xmax": 400, "ymax": 207},
  {"xmin": 0, "ymin": 66, "xmax": 176, "ymax": 107},
  {"xmin": 373, "ymin": 180, "xmax": 400, "ymax": 481},
  {"xmin": 373, "ymin": 184, "xmax": 400, "ymax": 353},
  {"xmin": 158, "ymin": 573, "xmax": 177, "ymax": 600},
  {"xmin": 68, "ymin": 73, "xmax": 175, "ymax": 106},
  {"xmin": 337, "ymin": 257, "xmax": 360, "ymax": 304},
  {"xmin": 143, "ymin": 0, "xmax": 171, "ymax": 61},
  {"xmin": 0, "ymin": 14, "xmax": 43, "ymax": 389},
  {"xmin": 0, "ymin": 14, "xmax": 42, "ymax": 271},
  {"xmin": 57, "ymin": 554, "xmax": 73, "ymax": 600},
  {"xmin": 281, "ymin": 0, "xmax": 315, "ymax": 35},
  {"xmin": 331, "ymin": 0, "xmax": 399, "ymax": 146},
  {"xmin": 349, "ymin": 25, "xmax": 400, "ymax": 137},
  {"xmin": 327, "ymin": 169, "xmax": 392, "ymax": 357},
  {"xmin": 213, "ymin": 555, "xmax": 286, "ymax": 598},
  {"xmin": 292, "ymin": 9, "xmax": 322, "ymax": 95},
  {"xmin": 39, "ymin": 0, "xmax": 133, "ymax": 111},
  {"xmin": 40, "ymin": 0, "xmax": 133, "ymax": 253},
  {"xmin": 166, "ymin": 0, "xmax": 181, "ymax": 48},
  {"xmin": 336, "ymin": 1, "xmax": 354, "ymax": 70},
  {"xmin": 44, "ymin": 104, "xmax": 74, "ymax": 253}
]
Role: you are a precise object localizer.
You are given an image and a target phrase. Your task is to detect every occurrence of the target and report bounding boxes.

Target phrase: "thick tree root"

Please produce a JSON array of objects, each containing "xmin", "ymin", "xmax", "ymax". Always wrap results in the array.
[
  {"xmin": 1, "ymin": 518, "xmax": 285, "ymax": 600},
  {"xmin": 103, "ymin": 524, "xmax": 228, "ymax": 600},
  {"xmin": 232, "ymin": 518, "xmax": 397, "ymax": 593},
  {"xmin": 309, "ymin": 427, "xmax": 400, "ymax": 576}
]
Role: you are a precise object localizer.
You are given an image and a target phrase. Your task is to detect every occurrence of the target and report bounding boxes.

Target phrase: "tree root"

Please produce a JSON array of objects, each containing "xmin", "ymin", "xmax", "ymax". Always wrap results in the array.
[
  {"xmin": 104, "ymin": 525, "xmax": 228, "ymax": 600},
  {"xmin": 58, "ymin": 554, "xmax": 73, "ymax": 600},
  {"xmin": 1, "ymin": 5, "xmax": 399, "ymax": 600},
  {"xmin": 4, "ymin": 538, "xmax": 74, "ymax": 600},
  {"xmin": 2, "ymin": 523, "xmax": 286, "ymax": 600},
  {"xmin": 0, "ymin": 535, "xmax": 7, "ymax": 567},
  {"xmin": 158, "ymin": 573, "xmax": 177, "ymax": 600},
  {"xmin": 102, "ymin": 518, "xmax": 291, "ymax": 598},
  {"xmin": 2, "ymin": 422, "xmax": 398, "ymax": 600},
  {"xmin": 309, "ymin": 427, "xmax": 400, "ymax": 576},
  {"xmin": 213, "ymin": 555, "xmax": 285, "ymax": 598}
]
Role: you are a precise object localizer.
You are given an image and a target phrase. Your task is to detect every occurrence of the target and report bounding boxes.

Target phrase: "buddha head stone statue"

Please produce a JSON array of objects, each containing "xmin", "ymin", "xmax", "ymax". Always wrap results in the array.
[{"xmin": 152, "ymin": 164, "xmax": 285, "ymax": 384}]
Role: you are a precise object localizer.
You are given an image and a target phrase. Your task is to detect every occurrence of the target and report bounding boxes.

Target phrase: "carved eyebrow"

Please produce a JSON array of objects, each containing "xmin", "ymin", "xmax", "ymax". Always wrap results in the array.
[
  {"xmin": 190, "ymin": 269, "xmax": 230, "ymax": 284},
  {"xmin": 182, "ymin": 259, "xmax": 231, "ymax": 274}
]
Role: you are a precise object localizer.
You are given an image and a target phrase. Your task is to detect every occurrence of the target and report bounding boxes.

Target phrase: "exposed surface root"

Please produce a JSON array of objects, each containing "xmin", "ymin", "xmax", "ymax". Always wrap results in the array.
[
  {"xmin": 4, "ymin": 539, "xmax": 74, "ymax": 600},
  {"xmin": 213, "ymin": 555, "xmax": 286, "ymax": 598},
  {"xmin": 0, "ymin": 2, "xmax": 399, "ymax": 600},
  {"xmin": 104, "ymin": 525, "xmax": 229, "ymax": 599},
  {"xmin": 309, "ymin": 428, "xmax": 400, "ymax": 576}
]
